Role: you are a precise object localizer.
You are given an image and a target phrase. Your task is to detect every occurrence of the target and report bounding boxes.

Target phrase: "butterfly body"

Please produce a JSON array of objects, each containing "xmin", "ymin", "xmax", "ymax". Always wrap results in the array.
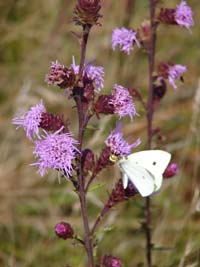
[{"xmin": 118, "ymin": 150, "xmax": 171, "ymax": 197}]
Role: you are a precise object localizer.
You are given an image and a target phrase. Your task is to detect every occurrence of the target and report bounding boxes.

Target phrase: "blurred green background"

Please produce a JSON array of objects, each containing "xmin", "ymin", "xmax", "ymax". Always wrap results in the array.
[{"xmin": 0, "ymin": 0, "xmax": 200, "ymax": 266}]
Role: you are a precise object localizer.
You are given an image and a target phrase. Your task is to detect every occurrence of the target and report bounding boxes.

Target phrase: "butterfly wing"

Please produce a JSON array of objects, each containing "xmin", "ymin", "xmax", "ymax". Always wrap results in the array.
[
  {"xmin": 125, "ymin": 150, "xmax": 171, "ymax": 191},
  {"xmin": 119, "ymin": 161, "xmax": 156, "ymax": 197}
]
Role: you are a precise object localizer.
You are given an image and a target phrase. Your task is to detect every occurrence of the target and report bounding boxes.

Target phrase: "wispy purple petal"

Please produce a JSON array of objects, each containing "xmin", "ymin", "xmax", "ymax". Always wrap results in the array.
[{"xmin": 12, "ymin": 100, "xmax": 45, "ymax": 140}]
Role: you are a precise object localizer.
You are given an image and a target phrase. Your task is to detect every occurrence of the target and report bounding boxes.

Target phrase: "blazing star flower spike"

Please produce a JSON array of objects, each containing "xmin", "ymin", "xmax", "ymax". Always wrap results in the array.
[
  {"xmin": 12, "ymin": 100, "xmax": 45, "ymax": 140},
  {"xmin": 112, "ymin": 27, "xmax": 140, "ymax": 55},
  {"xmin": 32, "ymin": 127, "xmax": 79, "ymax": 177},
  {"xmin": 175, "ymin": 1, "xmax": 194, "ymax": 30},
  {"xmin": 105, "ymin": 125, "xmax": 141, "ymax": 157},
  {"xmin": 110, "ymin": 84, "xmax": 137, "ymax": 120}
]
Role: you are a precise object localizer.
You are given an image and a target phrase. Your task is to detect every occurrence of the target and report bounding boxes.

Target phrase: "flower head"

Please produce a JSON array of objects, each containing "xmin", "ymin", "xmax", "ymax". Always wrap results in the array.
[
  {"xmin": 110, "ymin": 84, "xmax": 137, "ymax": 120},
  {"xmin": 12, "ymin": 100, "xmax": 45, "ymax": 140},
  {"xmin": 85, "ymin": 64, "xmax": 104, "ymax": 92},
  {"xmin": 175, "ymin": 1, "xmax": 194, "ymax": 29},
  {"xmin": 168, "ymin": 64, "xmax": 187, "ymax": 89},
  {"xmin": 105, "ymin": 125, "xmax": 141, "ymax": 157},
  {"xmin": 112, "ymin": 27, "xmax": 140, "ymax": 55},
  {"xmin": 71, "ymin": 57, "xmax": 104, "ymax": 92},
  {"xmin": 32, "ymin": 128, "xmax": 79, "ymax": 177}
]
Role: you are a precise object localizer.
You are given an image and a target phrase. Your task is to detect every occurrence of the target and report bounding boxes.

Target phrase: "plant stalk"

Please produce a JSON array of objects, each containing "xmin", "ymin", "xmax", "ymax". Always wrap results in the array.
[
  {"xmin": 146, "ymin": 0, "xmax": 157, "ymax": 267},
  {"xmin": 76, "ymin": 24, "xmax": 94, "ymax": 267}
]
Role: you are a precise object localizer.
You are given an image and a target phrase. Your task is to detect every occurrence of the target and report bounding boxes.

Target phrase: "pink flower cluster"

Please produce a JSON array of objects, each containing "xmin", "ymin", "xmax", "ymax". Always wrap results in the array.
[
  {"xmin": 110, "ymin": 84, "xmax": 137, "ymax": 120},
  {"xmin": 175, "ymin": 1, "xmax": 194, "ymax": 29},
  {"xmin": 112, "ymin": 27, "xmax": 140, "ymax": 55},
  {"xmin": 105, "ymin": 125, "xmax": 141, "ymax": 157}
]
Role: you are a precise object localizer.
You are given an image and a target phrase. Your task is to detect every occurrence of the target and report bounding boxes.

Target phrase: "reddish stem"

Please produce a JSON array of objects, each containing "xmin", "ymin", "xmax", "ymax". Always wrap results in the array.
[
  {"xmin": 76, "ymin": 24, "xmax": 94, "ymax": 267},
  {"xmin": 146, "ymin": 0, "xmax": 157, "ymax": 267}
]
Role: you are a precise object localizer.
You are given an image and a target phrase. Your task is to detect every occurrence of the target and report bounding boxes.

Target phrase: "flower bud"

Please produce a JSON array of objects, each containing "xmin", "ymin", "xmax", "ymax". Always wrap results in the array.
[
  {"xmin": 138, "ymin": 20, "xmax": 151, "ymax": 50},
  {"xmin": 95, "ymin": 95, "xmax": 115, "ymax": 118},
  {"xmin": 45, "ymin": 61, "xmax": 76, "ymax": 89},
  {"xmin": 158, "ymin": 62, "xmax": 170, "ymax": 79},
  {"xmin": 73, "ymin": 0, "xmax": 102, "ymax": 27},
  {"xmin": 105, "ymin": 179, "xmax": 126, "ymax": 211},
  {"xmin": 163, "ymin": 163, "xmax": 179, "ymax": 178},
  {"xmin": 54, "ymin": 222, "xmax": 74, "ymax": 240},
  {"xmin": 158, "ymin": 8, "xmax": 176, "ymax": 25},
  {"xmin": 83, "ymin": 80, "xmax": 95, "ymax": 101},
  {"xmin": 81, "ymin": 149, "xmax": 95, "ymax": 176},
  {"xmin": 124, "ymin": 181, "xmax": 138, "ymax": 198},
  {"xmin": 93, "ymin": 147, "xmax": 114, "ymax": 176},
  {"xmin": 102, "ymin": 255, "xmax": 122, "ymax": 267},
  {"xmin": 40, "ymin": 113, "xmax": 65, "ymax": 131}
]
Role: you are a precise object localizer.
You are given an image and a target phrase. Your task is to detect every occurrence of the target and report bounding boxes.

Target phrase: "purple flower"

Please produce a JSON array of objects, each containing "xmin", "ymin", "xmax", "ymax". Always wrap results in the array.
[
  {"xmin": 112, "ymin": 27, "xmax": 140, "ymax": 55},
  {"xmin": 32, "ymin": 127, "xmax": 79, "ymax": 177},
  {"xmin": 105, "ymin": 125, "xmax": 141, "ymax": 157},
  {"xmin": 71, "ymin": 57, "xmax": 104, "ymax": 92},
  {"xmin": 85, "ymin": 64, "xmax": 104, "ymax": 92},
  {"xmin": 168, "ymin": 64, "xmax": 187, "ymax": 89},
  {"xmin": 109, "ymin": 84, "xmax": 137, "ymax": 120},
  {"xmin": 175, "ymin": 1, "xmax": 194, "ymax": 30},
  {"xmin": 12, "ymin": 100, "xmax": 45, "ymax": 140}
]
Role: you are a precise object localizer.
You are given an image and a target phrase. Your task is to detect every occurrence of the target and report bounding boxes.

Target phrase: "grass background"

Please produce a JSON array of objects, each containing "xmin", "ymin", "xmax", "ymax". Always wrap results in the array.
[{"xmin": 0, "ymin": 0, "xmax": 200, "ymax": 266}]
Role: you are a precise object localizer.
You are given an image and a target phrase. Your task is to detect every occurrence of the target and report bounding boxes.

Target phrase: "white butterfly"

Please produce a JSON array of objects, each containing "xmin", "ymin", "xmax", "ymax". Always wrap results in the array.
[{"xmin": 118, "ymin": 150, "xmax": 171, "ymax": 197}]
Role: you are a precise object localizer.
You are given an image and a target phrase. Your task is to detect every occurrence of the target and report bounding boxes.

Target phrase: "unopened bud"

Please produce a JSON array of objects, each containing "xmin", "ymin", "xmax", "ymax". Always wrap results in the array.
[
  {"xmin": 158, "ymin": 8, "xmax": 177, "ymax": 25},
  {"xmin": 81, "ymin": 149, "xmax": 95, "ymax": 176},
  {"xmin": 93, "ymin": 147, "xmax": 114, "ymax": 176},
  {"xmin": 54, "ymin": 222, "xmax": 74, "ymax": 240},
  {"xmin": 40, "ymin": 113, "xmax": 65, "ymax": 131},
  {"xmin": 95, "ymin": 95, "xmax": 114, "ymax": 118},
  {"xmin": 73, "ymin": 0, "xmax": 102, "ymax": 27},
  {"xmin": 102, "ymin": 255, "xmax": 122, "ymax": 267},
  {"xmin": 163, "ymin": 163, "xmax": 179, "ymax": 178}
]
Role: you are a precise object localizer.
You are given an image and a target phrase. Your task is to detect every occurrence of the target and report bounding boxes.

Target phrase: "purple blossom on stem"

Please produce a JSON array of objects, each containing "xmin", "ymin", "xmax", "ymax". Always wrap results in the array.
[
  {"xmin": 109, "ymin": 84, "xmax": 137, "ymax": 120},
  {"xmin": 105, "ymin": 125, "xmax": 141, "ymax": 157},
  {"xmin": 175, "ymin": 1, "xmax": 194, "ymax": 30},
  {"xmin": 12, "ymin": 100, "xmax": 45, "ymax": 140},
  {"xmin": 71, "ymin": 57, "xmax": 104, "ymax": 92},
  {"xmin": 168, "ymin": 64, "xmax": 187, "ymax": 89},
  {"xmin": 85, "ymin": 64, "xmax": 104, "ymax": 92},
  {"xmin": 32, "ymin": 127, "xmax": 79, "ymax": 177},
  {"xmin": 112, "ymin": 27, "xmax": 140, "ymax": 55}
]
